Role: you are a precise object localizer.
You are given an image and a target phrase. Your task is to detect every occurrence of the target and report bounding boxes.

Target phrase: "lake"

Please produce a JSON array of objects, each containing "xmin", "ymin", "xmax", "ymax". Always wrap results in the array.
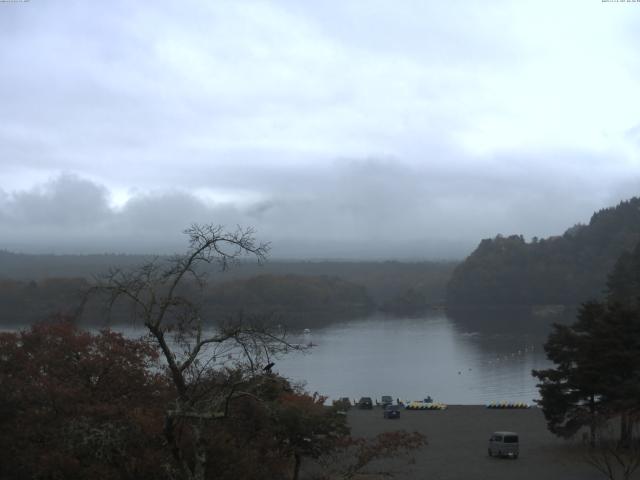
[
  {"xmin": 2, "ymin": 308, "xmax": 557, "ymax": 405},
  {"xmin": 274, "ymin": 310, "xmax": 554, "ymax": 405}
]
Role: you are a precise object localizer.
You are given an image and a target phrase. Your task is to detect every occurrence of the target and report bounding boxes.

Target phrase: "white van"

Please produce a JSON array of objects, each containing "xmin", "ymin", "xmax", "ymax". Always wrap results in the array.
[{"xmin": 488, "ymin": 431, "xmax": 519, "ymax": 458}]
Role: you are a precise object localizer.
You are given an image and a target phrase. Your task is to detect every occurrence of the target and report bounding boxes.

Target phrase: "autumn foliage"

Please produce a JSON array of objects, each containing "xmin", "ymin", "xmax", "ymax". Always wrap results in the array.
[
  {"xmin": 0, "ymin": 320, "xmax": 168, "ymax": 480},
  {"xmin": 0, "ymin": 227, "xmax": 428, "ymax": 479},
  {"xmin": 0, "ymin": 320, "xmax": 428, "ymax": 479}
]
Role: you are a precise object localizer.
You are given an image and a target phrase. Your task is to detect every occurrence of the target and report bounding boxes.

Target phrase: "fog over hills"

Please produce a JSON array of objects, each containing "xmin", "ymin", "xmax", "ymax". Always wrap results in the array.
[
  {"xmin": 1, "ymin": 1, "xmax": 639, "ymax": 258},
  {"xmin": 0, "ymin": 170, "xmax": 637, "ymax": 260}
]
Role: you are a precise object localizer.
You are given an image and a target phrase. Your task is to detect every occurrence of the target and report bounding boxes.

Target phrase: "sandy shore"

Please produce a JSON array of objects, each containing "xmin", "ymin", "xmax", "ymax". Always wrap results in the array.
[{"xmin": 343, "ymin": 405, "xmax": 618, "ymax": 480}]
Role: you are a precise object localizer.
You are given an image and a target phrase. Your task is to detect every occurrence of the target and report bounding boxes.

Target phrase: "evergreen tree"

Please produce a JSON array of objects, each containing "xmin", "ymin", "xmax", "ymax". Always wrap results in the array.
[
  {"xmin": 533, "ymin": 302, "xmax": 607, "ymax": 444},
  {"xmin": 533, "ymin": 242, "xmax": 640, "ymax": 445},
  {"xmin": 607, "ymin": 242, "xmax": 640, "ymax": 309}
]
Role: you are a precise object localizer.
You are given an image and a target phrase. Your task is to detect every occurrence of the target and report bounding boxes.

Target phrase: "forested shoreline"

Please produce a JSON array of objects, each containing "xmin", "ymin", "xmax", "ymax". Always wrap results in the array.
[
  {"xmin": 0, "ymin": 258, "xmax": 455, "ymax": 327},
  {"xmin": 3, "ymin": 196, "xmax": 640, "ymax": 327},
  {"xmin": 447, "ymin": 197, "xmax": 640, "ymax": 307}
]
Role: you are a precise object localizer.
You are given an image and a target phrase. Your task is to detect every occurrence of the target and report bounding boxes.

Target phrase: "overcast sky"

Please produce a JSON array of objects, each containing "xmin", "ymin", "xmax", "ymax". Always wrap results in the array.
[{"xmin": 1, "ymin": 0, "xmax": 639, "ymax": 259}]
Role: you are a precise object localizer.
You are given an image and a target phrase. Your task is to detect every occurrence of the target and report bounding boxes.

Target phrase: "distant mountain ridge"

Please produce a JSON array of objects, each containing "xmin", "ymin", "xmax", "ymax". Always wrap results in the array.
[
  {"xmin": 446, "ymin": 197, "xmax": 640, "ymax": 306},
  {"xmin": 0, "ymin": 251, "xmax": 455, "ymax": 325}
]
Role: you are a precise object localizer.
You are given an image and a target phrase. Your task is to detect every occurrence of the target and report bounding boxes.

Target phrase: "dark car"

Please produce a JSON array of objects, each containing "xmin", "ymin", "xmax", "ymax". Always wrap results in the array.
[
  {"xmin": 357, "ymin": 397, "xmax": 373, "ymax": 409},
  {"xmin": 488, "ymin": 431, "xmax": 519, "ymax": 458},
  {"xmin": 380, "ymin": 395, "xmax": 393, "ymax": 408},
  {"xmin": 383, "ymin": 404, "xmax": 401, "ymax": 419}
]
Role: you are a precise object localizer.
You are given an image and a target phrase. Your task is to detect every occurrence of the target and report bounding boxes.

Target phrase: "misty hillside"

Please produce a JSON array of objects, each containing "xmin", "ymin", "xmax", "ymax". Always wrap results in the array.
[
  {"xmin": 0, "ymin": 254, "xmax": 455, "ymax": 326},
  {"xmin": 0, "ymin": 252, "xmax": 455, "ymax": 305},
  {"xmin": 202, "ymin": 274, "xmax": 374, "ymax": 323},
  {"xmin": 0, "ymin": 274, "xmax": 372, "ymax": 327},
  {"xmin": 0, "ymin": 251, "xmax": 155, "ymax": 280},
  {"xmin": 446, "ymin": 197, "xmax": 640, "ymax": 306}
]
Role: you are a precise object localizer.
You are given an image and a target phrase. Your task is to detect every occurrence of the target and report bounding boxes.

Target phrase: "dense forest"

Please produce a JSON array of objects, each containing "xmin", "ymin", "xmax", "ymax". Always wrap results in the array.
[
  {"xmin": 533, "ymin": 241, "xmax": 640, "ymax": 450},
  {"xmin": 446, "ymin": 197, "xmax": 640, "ymax": 306},
  {"xmin": 203, "ymin": 274, "xmax": 373, "ymax": 323},
  {"xmin": 0, "ymin": 277, "xmax": 88, "ymax": 325},
  {"xmin": 0, "ymin": 252, "xmax": 455, "ymax": 305},
  {"xmin": 0, "ymin": 275, "xmax": 372, "ymax": 327},
  {"xmin": 0, "ymin": 257, "xmax": 455, "ymax": 326}
]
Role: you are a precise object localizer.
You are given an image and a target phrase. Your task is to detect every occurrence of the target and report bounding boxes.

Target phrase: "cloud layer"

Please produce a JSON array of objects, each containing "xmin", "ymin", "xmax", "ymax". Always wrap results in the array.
[
  {"xmin": 1, "ymin": 161, "xmax": 636, "ymax": 259},
  {"xmin": 0, "ymin": 1, "xmax": 639, "ymax": 258}
]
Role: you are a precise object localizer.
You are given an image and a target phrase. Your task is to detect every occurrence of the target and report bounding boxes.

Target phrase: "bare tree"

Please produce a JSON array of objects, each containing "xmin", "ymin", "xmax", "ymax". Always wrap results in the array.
[
  {"xmin": 310, "ymin": 431, "xmax": 427, "ymax": 480},
  {"xmin": 583, "ymin": 414, "xmax": 640, "ymax": 480},
  {"xmin": 87, "ymin": 224, "xmax": 301, "ymax": 480}
]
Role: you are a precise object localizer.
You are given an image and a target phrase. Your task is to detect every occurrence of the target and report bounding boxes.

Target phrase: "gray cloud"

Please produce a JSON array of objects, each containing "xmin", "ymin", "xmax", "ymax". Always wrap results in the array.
[
  {"xmin": 0, "ymin": 153, "xmax": 635, "ymax": 258},
  {"xmin": 1, "ymin": 174, "xmax": 111, "ymax": 227},
  {"xmin": 0, "ymin": 1, "xmax": 638, "ymax": 258}
]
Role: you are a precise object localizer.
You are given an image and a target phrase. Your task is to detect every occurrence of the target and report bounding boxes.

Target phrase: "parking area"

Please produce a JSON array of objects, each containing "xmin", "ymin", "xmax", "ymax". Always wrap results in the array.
[{"xmin": 345, "ymin": 405, "xmax": 611, "ymax": 480}]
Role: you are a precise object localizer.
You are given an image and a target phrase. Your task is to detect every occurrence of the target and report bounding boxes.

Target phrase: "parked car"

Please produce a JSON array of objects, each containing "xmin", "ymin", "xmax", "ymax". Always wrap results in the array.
[
  {"xmin": 383, "ymin": 404, "xmax": 401, "ymax": 419},
  {"xmin": 488, "ymin": 431, "xmax": 519, "ymax": 458},
  {"xmin": 380, "ymin": 395, "xmax": 393, "ymax": 408},
  {"xmin": 357, "ymin": 397, "xmax": 373, "ymax": 409}
]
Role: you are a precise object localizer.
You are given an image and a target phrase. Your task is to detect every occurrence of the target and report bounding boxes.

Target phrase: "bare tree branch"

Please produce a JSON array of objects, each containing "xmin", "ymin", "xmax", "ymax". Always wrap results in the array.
[{"xmin": 84, "ymin": 224, "xmax": 294, "ymax": 480}]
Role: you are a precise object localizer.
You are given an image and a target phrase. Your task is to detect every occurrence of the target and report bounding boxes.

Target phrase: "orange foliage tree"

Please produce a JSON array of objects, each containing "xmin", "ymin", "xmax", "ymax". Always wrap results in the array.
[{"xmin": 0, "ymin": 319, "xmax": 168, "ymax": 480}]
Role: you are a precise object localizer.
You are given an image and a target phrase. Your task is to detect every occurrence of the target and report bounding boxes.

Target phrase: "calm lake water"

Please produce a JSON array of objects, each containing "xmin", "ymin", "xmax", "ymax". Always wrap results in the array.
[
  {"xmin": 4, "ymin": 309, "xmax": 557, "ymax": 405},
  {"xmin": 274, "ymin": 311, "xmax": 553, "ymax": 405}
]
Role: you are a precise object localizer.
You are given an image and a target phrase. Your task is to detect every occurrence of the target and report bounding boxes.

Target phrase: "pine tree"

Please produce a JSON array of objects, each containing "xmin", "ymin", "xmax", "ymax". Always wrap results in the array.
[
  {"xmin": 533, "ymin": 302, "xmax": 607, "ymax": 444},
  {"xmin": 533, "ymin": 241, "xmax": 640, "ymax": 445}
]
